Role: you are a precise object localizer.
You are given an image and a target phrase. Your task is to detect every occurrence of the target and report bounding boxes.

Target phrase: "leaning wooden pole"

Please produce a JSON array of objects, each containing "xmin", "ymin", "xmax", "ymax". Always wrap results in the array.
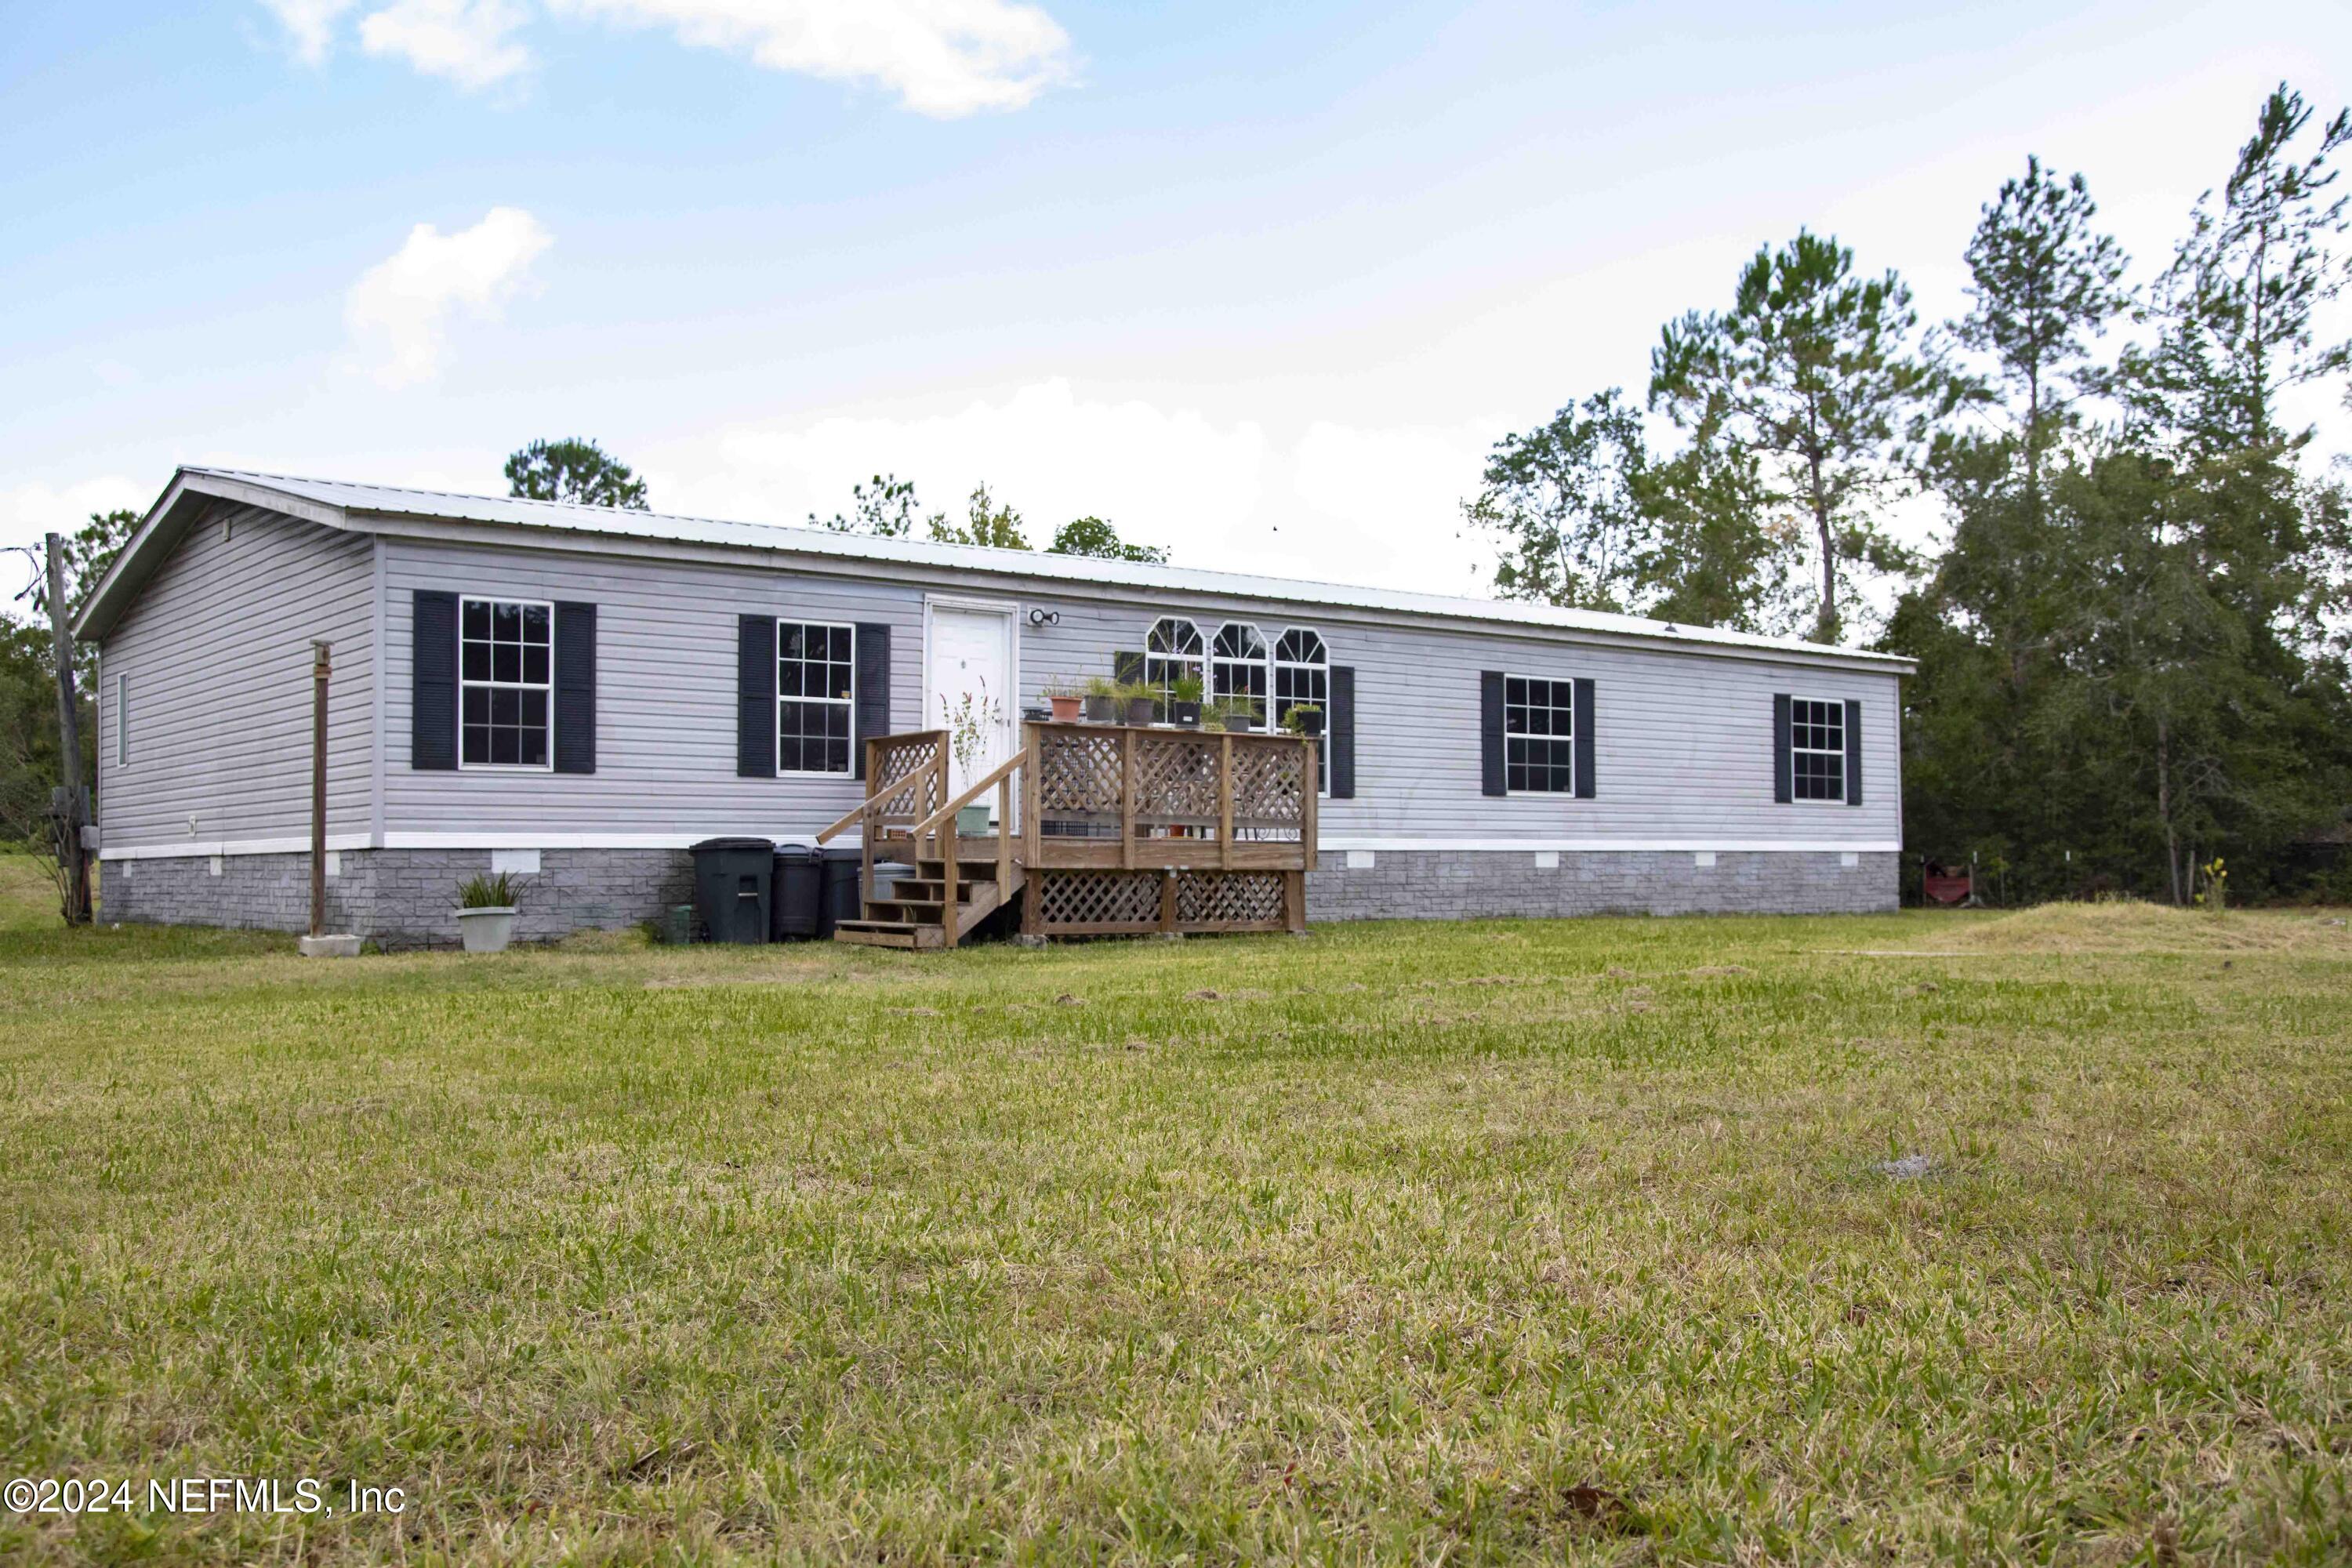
[
  {"xmin": 310, "ymin": 641, "xmax": 331, "ymax": 938},
  {"xmin": 44, "ymin": 534, "xmax": 90, "ymax": 925}
]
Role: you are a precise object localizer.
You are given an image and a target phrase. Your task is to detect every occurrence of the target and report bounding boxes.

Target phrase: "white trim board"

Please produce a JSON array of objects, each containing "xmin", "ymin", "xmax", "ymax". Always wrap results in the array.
[{"xmin": 103, "ymin": 833, "xmax": 1900, "ymax": 859}]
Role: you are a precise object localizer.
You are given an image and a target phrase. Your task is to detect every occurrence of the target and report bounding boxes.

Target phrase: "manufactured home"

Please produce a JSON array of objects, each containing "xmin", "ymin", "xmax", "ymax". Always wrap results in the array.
[{"xmin": 74, "ymin": 468, "xmax": 1911, "ymax": 946}]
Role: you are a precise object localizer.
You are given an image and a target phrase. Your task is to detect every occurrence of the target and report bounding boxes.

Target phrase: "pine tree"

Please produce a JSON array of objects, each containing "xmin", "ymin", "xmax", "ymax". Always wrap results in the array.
[
  {"xmin": 1650, "ymin": 231, "xmax": 1948, "ymax": 643},
  {"xmin": 1951, "ymin": 158, "xmax": 2131, "ymax": 510}
]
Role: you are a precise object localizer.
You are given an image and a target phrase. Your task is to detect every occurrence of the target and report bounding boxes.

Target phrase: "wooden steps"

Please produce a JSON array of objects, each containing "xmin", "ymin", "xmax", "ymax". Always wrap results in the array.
[{"xmin": 831, "ymin": 840, "xmax": 1021, "ymax": 949}]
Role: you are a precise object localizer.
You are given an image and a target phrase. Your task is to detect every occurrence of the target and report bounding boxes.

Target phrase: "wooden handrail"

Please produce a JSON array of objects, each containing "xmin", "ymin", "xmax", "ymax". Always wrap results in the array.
[
  {"xmin": 815, "ymin": 729, "xmax": 949, "ymax": 844},
  {"xmin": 815, "ymin": 798, "xmax": 868, "ymax": 846},
  {"xmin": 911, "ymin": 746, "xmax": 1030, "ymax": 843}
]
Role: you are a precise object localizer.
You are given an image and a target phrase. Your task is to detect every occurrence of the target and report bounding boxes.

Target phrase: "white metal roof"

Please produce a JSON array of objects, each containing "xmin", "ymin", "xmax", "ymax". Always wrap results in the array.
[{"xmin": 82, "ymin": 466, "xmax": 1915, "ymax": 670}]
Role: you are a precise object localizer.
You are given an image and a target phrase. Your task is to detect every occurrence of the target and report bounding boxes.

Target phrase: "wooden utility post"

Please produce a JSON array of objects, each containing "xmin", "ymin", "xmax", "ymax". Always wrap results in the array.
[
  {"xmin": 310, "ymin": 640, "xmax": 332, "ymax": 938},
  {"xmin": 45, "ymin": 534, "xmax": 91, "ymax": 925}
]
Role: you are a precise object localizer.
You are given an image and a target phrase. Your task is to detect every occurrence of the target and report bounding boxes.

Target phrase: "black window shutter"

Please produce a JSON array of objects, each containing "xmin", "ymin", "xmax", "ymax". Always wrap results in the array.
[
  {"xmin": 411, "ymin": 590, "xmax": 458, "ymax": 771},
  {"xmin": 1573, "ymin": 677, "xmax": 1595, "ymax": 800},
  {"xmin": 1844, "ymin": 697, "xmax": 1863, "ymax": 806},
  {"xmin": 1773, "ymin": 693, "xmax": 1793, "ymax": 804},
  {"xmin": 553, "ymin": 602, "xmax": 597, "ymax": 775},
  {"xmin": 1112, "ymin": 650, "xmax": 1144, "ymax": 686},
  {"xmin": 737, "ymin": 615, "xmax": 776, "ymax": 778},
  {"xmin": 1327, "ymin": 666, "xmax": 1356, "ymax": 798},
  {"xmin": 854, "ymin": 622, "xmax": 890, "ymax": 780},
  {"xmin": 1479, "ymin": 670, "xmax": 1505, "ymax": 797}
]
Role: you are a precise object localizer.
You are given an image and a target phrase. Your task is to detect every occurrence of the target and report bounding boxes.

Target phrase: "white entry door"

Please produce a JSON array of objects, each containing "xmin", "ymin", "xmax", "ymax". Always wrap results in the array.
[{"xmin": 926, "ymin": 601, "xmax": 1017, "ymax": 799}]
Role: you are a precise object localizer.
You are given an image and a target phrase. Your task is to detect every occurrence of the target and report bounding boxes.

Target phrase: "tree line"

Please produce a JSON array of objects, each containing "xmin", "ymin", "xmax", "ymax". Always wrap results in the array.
[{"xmin": 1464, "ymin": 84, "xmax": 2352, "ymax": 904}]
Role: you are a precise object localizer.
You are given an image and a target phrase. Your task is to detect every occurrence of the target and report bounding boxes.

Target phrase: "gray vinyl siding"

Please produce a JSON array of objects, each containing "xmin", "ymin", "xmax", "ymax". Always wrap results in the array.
[
  {"xmin": 108, "ymin": 507, "xmax": 1899, "ymax": 850},
  {"xmin": 381, "ymin": 538, "xmax": 924, "ymax": 837},
  {"xmin": 1017, "ymin": 592, "xmax": 1902, "ymax": 845},
  {"xmin": 96, "ymin": 504, "xmax": 375, "ymax": 848}
]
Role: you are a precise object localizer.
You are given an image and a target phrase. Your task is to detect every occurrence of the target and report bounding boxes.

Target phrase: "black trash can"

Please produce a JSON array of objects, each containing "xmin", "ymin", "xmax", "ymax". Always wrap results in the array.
[
  {"xmin": 689, "ymin": 837, "xmax": 774, "ymax": 944},
  {"xmin": 817, "ymin": 847, "xmax": 867, "ymax": 939},
  {"xmin": 771, "ymin": 844, "xmax": 822, "ymax": 941}
]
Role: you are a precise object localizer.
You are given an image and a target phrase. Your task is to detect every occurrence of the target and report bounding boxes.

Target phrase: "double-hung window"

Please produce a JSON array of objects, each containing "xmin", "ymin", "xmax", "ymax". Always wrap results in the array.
[
  {"xmin": 778, "ymin": 621, "xmax": 855, "ymax": 775},
  {"xmin": 1503, "ymin": 674, "xmax": 1576, "ymax": 794},
  {"xmin": 1791, "ymin": 698, "xmax": 1846, "ymax": 801},
  {"xmin": 460, "ymin": 597, "xmax": 552, "ymax": 768}
]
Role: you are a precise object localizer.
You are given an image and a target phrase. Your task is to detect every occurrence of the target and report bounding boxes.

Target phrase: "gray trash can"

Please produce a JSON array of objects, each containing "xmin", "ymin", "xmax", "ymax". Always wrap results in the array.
[
  {"xmin": 690, "ymin": 837, "xmax": 774, "ymax": 945},
  {"xmin": 771, "ymin": 844, "xmax": 822, "ymax": 940},
  {"xmin": 817, "ymin": 847, "xmax": 867, "ymax": 938}
]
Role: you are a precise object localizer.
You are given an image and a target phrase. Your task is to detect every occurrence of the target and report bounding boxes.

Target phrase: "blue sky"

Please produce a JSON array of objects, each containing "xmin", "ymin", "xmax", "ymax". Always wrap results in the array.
[{"xmin": 4, "ymin": 0, "xmax": 2348, "ymax": 601}]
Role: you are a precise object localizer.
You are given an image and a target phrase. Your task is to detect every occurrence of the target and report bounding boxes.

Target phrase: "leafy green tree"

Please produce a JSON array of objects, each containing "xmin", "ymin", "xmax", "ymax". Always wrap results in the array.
[
  {"xmin": 1462, "ymin": 390, "xmax": 1654, "ymax": 612},
  {"xmin": 1951, "ymin": 158, "xmax": 2132, "ymax": 507},
  {"xmin": 933, "ymin": 484, "xmax": 1030, "ymax": 550},
  {"xmin": 1463, "ymin": 390, "xmax": 1796, "ymax": 630},
  {"xmin": 504, "ymin": 438, "xmax": 650, "ymax": 510},
  {"xmin": 1638, "ymin": 441, "xmax": 1807, "ymax": 633},
  {"xmin": 1651, "ymin": 230, "xmax": 1948, "ymax": 642},
  {"xmin": 1047, "ymin": 516, "xmax": 1168, "ymax": 564},
  {"xmin": 812, "ymin": 474, "xmax": 940, "ymax": 538},
  {"xmin": 25, "ymin": 508, "xmax": 139, "ymax": 623}
]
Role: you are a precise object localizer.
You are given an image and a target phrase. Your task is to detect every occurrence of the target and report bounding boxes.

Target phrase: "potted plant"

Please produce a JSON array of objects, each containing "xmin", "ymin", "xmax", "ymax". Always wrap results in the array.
[
  {"xmin": 455, "ymin": 871, "xmax": 519, "ymax": 953},
  {"xmin": 1119, "ymin": 681, "xmax": 1160, "ymax": 728},
  {"xmin": 1044, "ymin": 682, "xmax": 1083, "ymax": 723},
  {"xmin": 1083, "ymin": 675, "xmax": 1121, "ymax": 724},
  {"xmin": 1205, "ymin": 695, "xmax": 1260, "ymax": 733},
  {"xmin": 1283, "ymin": 702, "xmax": 1324, "ymax": 739},
  {"xmin": 1168, "ymin": 673, "xmax": 1204, "ymax": 728},
  {"xmin": 941, "ymin": 681, "xmax": 1006, "ymax": 836}
]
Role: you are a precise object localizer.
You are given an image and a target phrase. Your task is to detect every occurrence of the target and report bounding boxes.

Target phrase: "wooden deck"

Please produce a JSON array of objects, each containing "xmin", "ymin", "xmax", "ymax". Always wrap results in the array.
[{"xmin": 816, "ymin": 721, "xmax": 1318, "ymax": 946}]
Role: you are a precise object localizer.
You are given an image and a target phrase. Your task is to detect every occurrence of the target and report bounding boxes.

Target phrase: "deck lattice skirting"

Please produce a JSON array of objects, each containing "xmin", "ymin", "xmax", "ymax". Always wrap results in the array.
[{"xmin": 818, "ymin": 722, "xmax": 1316, "ymax": 946}]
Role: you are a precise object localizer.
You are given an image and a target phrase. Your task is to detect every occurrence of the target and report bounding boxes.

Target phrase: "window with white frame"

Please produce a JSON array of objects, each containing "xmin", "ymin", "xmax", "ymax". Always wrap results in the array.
[
  {"xmin": 1210, "ymin": 622, "xmax": 1269, "ymax": 728},
  {"xmin": 1503, "ymin": 674, "xmax": 1576, "ymax": 793},
  {"xmin": 1272, "ymin": 628, "xmax": 1327, "ymax": 728},
  {"xmin": 1791, "ymin": 698, "xmax": 1845, "ymax": 801},
  {"xmin": 460, "ymin": 597, "xmax": 552, "ymax": 768},
  {"xmin": 778, "ymin": 621, "xmax": 855, "ymax": 775},
  {"xmin": 1144, "ymin": 617, "xmax": 1203, "ymax": 712},
  {"xmin": 1273, "ymin": 628, "xmax": 1329, "ymax": 790}
]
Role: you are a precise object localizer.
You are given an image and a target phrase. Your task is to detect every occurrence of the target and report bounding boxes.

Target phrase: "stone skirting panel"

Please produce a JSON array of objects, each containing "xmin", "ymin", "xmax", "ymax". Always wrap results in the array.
[
  {"xmin": 100, "ymin": 848, "xmax": 694, "ymax": 949},
  {"xmin": 1305, "ymin": 849, "xmax": 1898, "ymax": 920},
  {"xmin": 100, "ymin": 845, "xmax": 1897, "ymax": 945}
]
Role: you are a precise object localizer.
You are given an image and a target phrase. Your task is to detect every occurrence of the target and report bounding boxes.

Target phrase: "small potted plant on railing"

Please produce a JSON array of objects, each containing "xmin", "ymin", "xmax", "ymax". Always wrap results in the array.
[
  {"xmin": 1083, "ymin": 675, "xmax": 1121, "ymax": 724},
  {"xmin": 455, "ymin": 871, "xmax": 519, "ymax": 953},
  {"xmin": 1200, "ymin": 695, "xmax": 1257, "ymax": 733},
  {"xmin": 942, "ymin": 683, "xmax": 1005, "ymax": 836},
  {"xmin": 1283, "ymin": 702, "xmax": 1324, "ymax": 739},
  {"xmin": 1119, "ymin": 681, "xmax": 1160, "ymax": 728},
  {"xmin": 1044, "ymin": 682, "xmax": 1083, "ymax": 723},
  {"xmin": 1168, "ymin": 673, "xmax": 1204, "ymax": 728}
]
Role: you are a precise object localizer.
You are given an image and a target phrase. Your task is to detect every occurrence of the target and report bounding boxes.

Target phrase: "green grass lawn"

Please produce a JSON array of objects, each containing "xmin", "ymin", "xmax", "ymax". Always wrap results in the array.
[{"xmin": 3, "ymin": 858, "xmax": 2350, "ymax": 1565}]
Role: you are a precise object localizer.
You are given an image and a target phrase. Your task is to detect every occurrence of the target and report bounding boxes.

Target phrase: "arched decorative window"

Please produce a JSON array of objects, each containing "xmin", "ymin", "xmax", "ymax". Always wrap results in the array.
[
  {"xmin": 1211, "ymin": 622, "xmax": 1269, "ymax": 729},
  {"xmin": 1272, "ymin": 628, "xmax": 1327, "ymax": 727},
  {"xmin": 1275, "ymin": 628, "xmax": 1329, "ymax": 789},
  {"xmin": 1143, "ymin": 617, "xmax": 1204, "ymax": 712}
]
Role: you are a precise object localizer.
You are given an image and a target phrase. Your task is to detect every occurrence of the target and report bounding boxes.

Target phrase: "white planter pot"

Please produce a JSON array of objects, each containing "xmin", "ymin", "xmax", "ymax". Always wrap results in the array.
[{"xmin": 456, "ymin": 906, "xmax": 518, "ymax": 953}]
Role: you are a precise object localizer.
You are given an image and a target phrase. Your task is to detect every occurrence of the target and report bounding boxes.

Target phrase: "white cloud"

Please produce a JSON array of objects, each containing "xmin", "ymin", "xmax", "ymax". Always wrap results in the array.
[
  {"xmin": 260, "ymin": 0, "xmax": 1072, "ymax": 114},
  {"xmin": 648, "ymin": 377, "xmax": 1262, "ymax": 547},
  {"xmin": 548, "ymin": 0, "xmax": 1074, "ymax": 116},
  {"xmin": 359, "ymin": 0, "xmax": 532, "ymax": 87},
  {"xmin": 635, "ymin": 378, "xmax": 1508, "ymax": 598},
  {"xmin": 343, "ymin": 207, "xmax": 553, "ymax": 388},
  {"xmin": 0, "ymin": 477, "xmax": 152, "ymax": 586},
  {"xmin": 260, "ymin": 0, "xmax": 359, "ymax": 64}
]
